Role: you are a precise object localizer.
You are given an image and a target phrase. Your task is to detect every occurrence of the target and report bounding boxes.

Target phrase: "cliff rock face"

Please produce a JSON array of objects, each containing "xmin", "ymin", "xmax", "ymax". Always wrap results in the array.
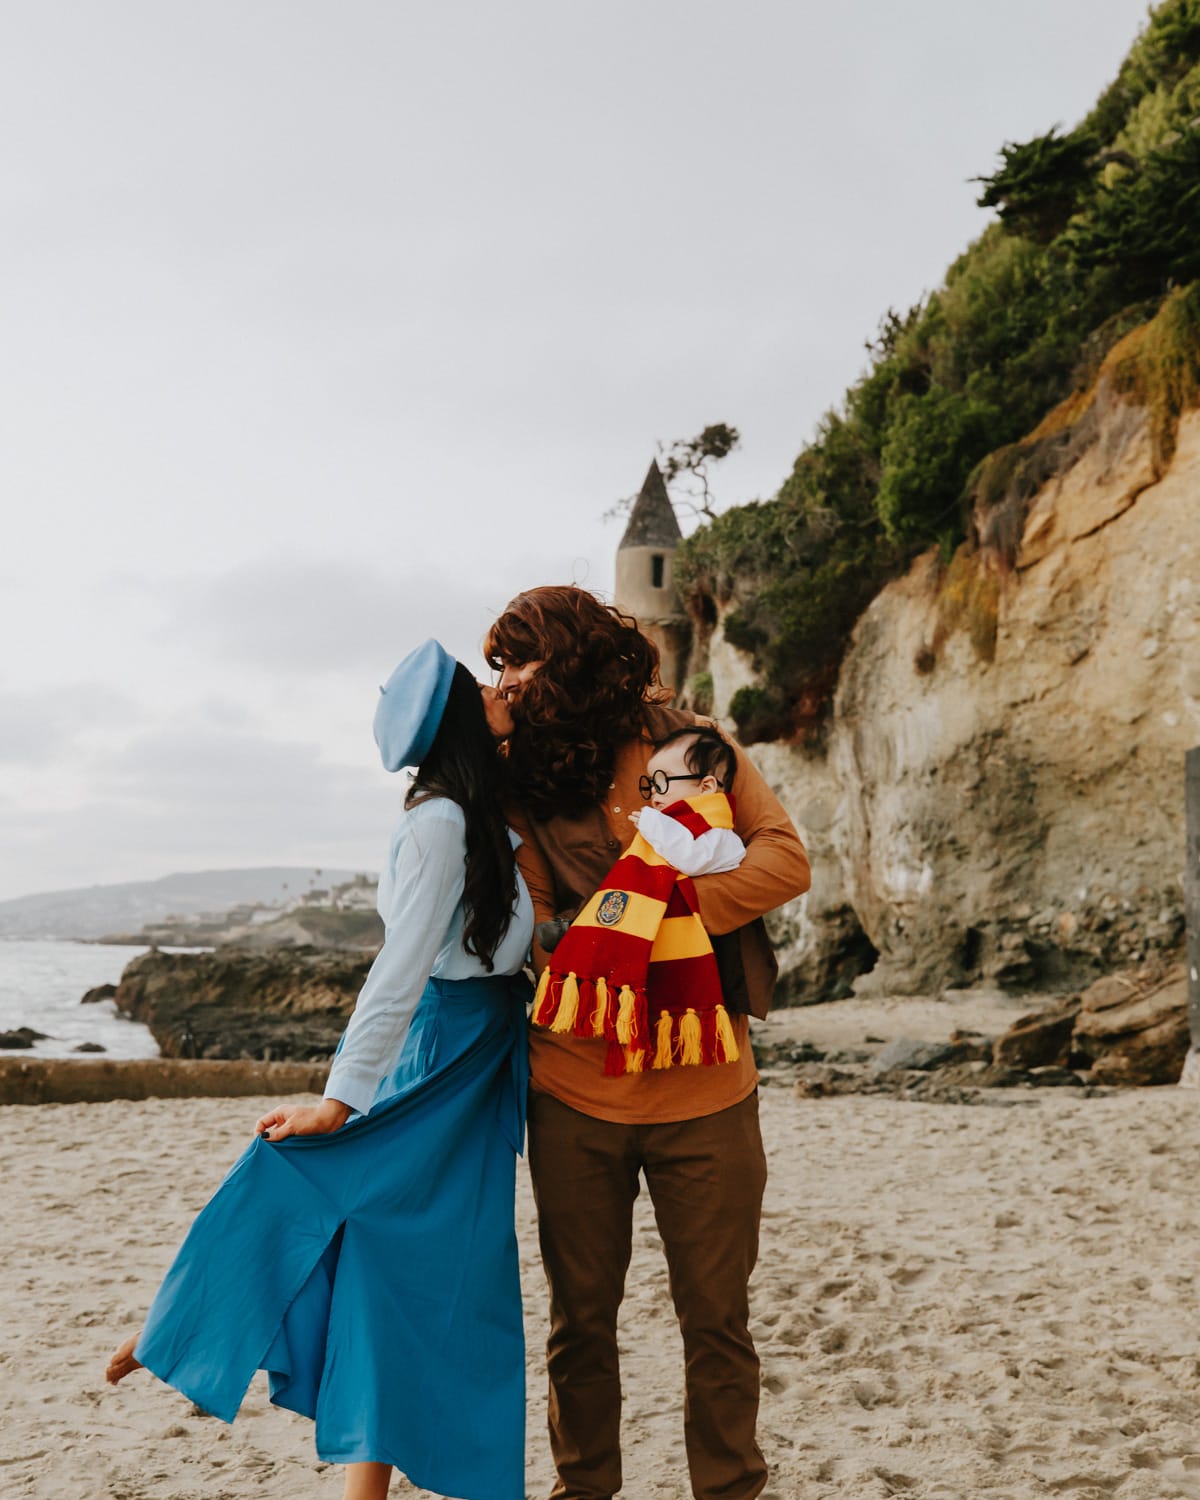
[{"xmin": 734, "ymin": 399, "xmax": 1198, "ymax": 999}]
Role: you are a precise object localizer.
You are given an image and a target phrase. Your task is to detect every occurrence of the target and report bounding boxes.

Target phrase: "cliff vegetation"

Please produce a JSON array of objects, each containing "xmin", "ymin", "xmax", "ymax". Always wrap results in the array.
[{"xmin": 678, "ymin": 0, "xmax": 1200, "ymax": 742}]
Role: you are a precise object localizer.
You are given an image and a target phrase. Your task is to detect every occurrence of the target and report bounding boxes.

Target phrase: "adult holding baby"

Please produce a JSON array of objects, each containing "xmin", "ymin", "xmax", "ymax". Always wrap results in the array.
[
  {"xmin": 106, "ymin": 640, "xmax": 534, "ymax": 1500},
  {"xmin": 486, "ymin": 586, "xmax": 811, "ymax": 1500}
]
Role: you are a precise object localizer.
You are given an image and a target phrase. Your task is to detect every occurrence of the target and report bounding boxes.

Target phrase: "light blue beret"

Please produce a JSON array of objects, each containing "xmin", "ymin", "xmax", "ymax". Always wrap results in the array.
[{"xmin": 373, "ymin": 639, "xmax": 458, "ymax": 772}]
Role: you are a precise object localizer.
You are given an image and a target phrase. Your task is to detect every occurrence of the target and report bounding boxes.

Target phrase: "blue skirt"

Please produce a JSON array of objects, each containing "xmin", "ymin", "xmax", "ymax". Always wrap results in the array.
[{"xmin": 134, "ymin": 973, "xmax": 530, "ymax": 1500}]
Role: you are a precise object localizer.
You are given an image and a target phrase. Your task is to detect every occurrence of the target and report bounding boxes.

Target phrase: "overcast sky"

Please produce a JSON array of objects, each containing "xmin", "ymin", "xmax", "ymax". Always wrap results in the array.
[{"xmin": 0, "ymin": 0, "xmax": 1153, "ymax": 902}]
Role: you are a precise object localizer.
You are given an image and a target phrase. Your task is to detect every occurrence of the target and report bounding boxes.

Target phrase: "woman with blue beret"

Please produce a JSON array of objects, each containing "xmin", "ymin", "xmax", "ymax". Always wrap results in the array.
[{"xmin": 105, "ymin": 640, "xmax": 534, "ymax": 1500}]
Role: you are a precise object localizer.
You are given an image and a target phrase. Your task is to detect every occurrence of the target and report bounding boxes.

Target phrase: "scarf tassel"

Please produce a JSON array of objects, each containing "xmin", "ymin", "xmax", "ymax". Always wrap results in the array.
[
  {"xmin": 548, "ymin": 972, "xmax": 580, "ymax": 1034},
  {"xmin": 679, "ymin": 1008, "xmax": 703, "ymax": 1066},
  {"xmin": 536, "ymin": 976, "xmax": 738, "ymax": 1069},
  {"xmin": 616, "ymin": 984, "xmax": 639, "ymax": 1045},
  {"xmin": 714, "ymin": 1003, "xmax": 740, "ymax": 1064},
  {"xmin": 572, "ymin": 976, "xmax": 598, "ymax": 1038},
  {"xmin": 532, "ymin": 966, "xmax": 554, "ymax": 1026},
  {"xmin": 590, "ymin": 975, "xmax": 608, "ymax": 1038},
  {"xmin": 653, "ymin": 1011, "xmax": 674, "ymax": 1070}
]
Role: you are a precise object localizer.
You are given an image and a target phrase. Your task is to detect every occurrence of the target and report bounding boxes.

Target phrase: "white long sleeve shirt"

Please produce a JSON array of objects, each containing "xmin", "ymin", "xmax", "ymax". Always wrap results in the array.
[
  {"xmin": 633, "ymin": 804, "xmax": 747, "ymax": 877},
  {"xmin": 323, "ymin": 796, "xmax": 533, "ymax": 1116}
]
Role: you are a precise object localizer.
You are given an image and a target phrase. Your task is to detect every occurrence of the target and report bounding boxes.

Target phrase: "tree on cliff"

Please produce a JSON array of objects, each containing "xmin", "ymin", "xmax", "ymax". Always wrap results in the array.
[{"xmin": 609, "ymin": 423, "xmax": 741, "ymax": 525}]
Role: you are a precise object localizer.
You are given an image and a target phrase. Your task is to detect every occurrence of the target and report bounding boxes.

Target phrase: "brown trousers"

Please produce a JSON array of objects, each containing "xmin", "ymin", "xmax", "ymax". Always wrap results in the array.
[{"xmin": 527, "ymin": 1089, "xmax": 769, "ymax": 1500}]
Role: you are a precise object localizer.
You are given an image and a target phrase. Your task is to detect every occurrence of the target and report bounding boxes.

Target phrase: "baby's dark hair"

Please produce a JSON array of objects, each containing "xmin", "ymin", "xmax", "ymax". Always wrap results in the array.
[{"xmin": 654, "ymin": 725, "xmax": 736, "ymax": 792}]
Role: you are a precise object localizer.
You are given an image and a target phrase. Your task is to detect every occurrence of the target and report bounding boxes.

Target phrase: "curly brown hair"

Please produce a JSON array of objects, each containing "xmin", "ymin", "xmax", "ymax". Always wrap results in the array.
[{"xmin": 484, "ymin": 586, "xmax": 668, "ymax": 820}]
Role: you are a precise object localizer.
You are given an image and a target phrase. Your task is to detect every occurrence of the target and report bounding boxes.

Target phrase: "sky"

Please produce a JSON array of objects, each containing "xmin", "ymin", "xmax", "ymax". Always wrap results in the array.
[{"xmin": 0, "ymin": 0, "xmax": 1155, "ymax": 902}]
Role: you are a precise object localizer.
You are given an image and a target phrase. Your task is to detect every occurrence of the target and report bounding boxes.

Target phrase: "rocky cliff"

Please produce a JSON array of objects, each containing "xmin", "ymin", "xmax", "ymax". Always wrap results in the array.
[{"xmin": 718, "ymin": 389, "xmax": 1197, "ymax": 1000}]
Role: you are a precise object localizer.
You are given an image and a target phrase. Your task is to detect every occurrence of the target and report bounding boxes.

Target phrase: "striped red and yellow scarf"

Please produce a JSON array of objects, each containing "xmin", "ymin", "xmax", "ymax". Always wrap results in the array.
[{"xmin": 531, "ymin": 791, "xmax": 741, "ymax": 1077}]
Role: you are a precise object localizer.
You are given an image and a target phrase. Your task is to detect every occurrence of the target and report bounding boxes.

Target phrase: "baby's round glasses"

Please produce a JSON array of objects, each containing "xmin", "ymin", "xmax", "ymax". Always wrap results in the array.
[{"xmin": 638, "ymin": 770, "xmax": 703, "ymax": 800}]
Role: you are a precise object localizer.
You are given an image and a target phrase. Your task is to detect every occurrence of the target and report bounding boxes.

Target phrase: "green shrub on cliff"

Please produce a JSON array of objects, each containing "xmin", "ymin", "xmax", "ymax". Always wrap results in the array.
[
  {"xmin": 1108, "ymin": 280, "xmax": 1200, "ymax": 467},
  {"xmin": 679, "ymin": 0, "xmax": 1200, "ymax": 744}
]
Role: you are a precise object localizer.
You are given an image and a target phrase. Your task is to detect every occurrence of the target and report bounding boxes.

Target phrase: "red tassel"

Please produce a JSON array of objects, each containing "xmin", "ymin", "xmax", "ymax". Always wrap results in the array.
[
  {"xmin": 701, "ymin": 1008, "xmax": 718, "ymax": 1066},
  {"xmin": 604, "ymin": 1039, "xmax": 628, "ymax": 1077},
  {"xmin": 573, "ymin": 977, "xmax": 597, "ymax": 1038}
]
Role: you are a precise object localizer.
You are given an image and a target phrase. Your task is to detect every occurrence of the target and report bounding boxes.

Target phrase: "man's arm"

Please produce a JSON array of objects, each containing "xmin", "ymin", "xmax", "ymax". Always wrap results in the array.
[
  {"xmin": 690, "ymin": 741, "xmax": 810, "ymax": 934},
  {"xmin": 507, "ymin": 805, "xmax": 560, "ymax": 973}
]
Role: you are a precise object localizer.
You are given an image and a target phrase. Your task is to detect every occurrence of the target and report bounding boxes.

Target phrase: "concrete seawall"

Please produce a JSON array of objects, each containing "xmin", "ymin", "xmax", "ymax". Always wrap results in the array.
[{"xmin": 0, "ymin": 1057, "xmax": 329, "ymax": 1106}]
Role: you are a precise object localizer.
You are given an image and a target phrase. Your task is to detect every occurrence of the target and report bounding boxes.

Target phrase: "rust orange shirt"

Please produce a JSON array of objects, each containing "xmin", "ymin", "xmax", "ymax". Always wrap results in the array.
[{"xmin": 509, "ymin": 706, "xmax": 811, "ymax": 1124}]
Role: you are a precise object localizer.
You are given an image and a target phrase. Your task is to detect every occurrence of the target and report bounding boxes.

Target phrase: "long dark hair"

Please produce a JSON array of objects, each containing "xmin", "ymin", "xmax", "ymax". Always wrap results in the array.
[
  {"xmin": 483, "ymin": 585, "xmax": 667, "ymax": 820},
  {"xmin": 406, "ymin": 662, "xmax": 517, "ymax": 970}
]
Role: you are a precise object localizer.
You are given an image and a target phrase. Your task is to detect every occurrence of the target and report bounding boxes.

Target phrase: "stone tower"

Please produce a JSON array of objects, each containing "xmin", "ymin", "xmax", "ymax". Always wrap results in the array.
[{"xmin": 615, "ymin": 459, "xmax": 689, "ymax": 693}]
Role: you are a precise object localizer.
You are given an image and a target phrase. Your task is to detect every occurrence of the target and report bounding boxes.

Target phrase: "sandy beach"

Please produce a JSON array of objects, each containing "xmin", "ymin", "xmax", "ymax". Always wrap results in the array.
[{"xmin": 4, "ymin": 1045, "xmax": 1200, "ymax": 1500}]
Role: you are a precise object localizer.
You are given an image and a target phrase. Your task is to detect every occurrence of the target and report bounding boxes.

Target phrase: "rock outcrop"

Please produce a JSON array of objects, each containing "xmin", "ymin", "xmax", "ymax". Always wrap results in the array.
[
  {"xmin": 1071, "ymin": 963, "xmax": 1188, "ymax": 1086},
  {"xmin": 112, "ymin": 947, "xmax": 371, "ymax": 1061},
  {"xmin": 725, "ymin": 398, "xmax": 1197, "ymax": 1000}
]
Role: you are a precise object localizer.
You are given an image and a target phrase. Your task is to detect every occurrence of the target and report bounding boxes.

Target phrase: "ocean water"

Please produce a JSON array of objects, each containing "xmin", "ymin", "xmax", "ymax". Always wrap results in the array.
[{"xmin": 0, "ymin": 939, "xmax": 165, "ymax": 1059}]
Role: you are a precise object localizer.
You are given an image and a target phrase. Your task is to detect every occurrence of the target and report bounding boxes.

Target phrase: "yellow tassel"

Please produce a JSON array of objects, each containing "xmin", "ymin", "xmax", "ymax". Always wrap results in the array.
[
  {"xmin": 532, "ymin": 966, "xmax": 553, "ymax": 1025},
  {"xmin": 653, "ymin": 1012, "xmax": 674, "ymax": 1069},
  {"xmin": 549, "ymin": 972, "xmax": 580, "ymax": 1033},
  {"xmin": 680, "ymin": 1008, "xmax": 703, "ymax": 1066},
  {"xmin": 714, "ymin": 1004, "xmax": 740, "ymax": 1063},
  {"xmin": 616, "ymin": 984, "xmax": 637, "ymax": 1045},
  {"xmin": 624, "ymin": 1045, "xmax": 645, "ymax": 1073},
  {"xmin": 591, "ymin": 976, "xmax": 609, "ymax": 1037}
]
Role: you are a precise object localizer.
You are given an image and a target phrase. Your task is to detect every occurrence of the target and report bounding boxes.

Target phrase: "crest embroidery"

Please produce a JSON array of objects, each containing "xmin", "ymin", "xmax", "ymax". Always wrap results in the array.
[{"xmin": 597, "ymin": 890, "xmax": 630, "ymax": 927}]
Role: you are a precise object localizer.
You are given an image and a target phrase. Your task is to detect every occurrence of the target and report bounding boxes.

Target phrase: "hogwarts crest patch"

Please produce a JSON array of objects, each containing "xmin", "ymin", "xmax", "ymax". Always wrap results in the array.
[{"xmin": 596, "ymin": 890, "xmax": 630, "ymax": 927}]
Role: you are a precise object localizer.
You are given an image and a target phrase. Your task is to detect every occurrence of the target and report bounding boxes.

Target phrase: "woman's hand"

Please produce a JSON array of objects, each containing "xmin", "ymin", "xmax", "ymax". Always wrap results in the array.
[{"xmin": 255, "ymin": 1098, "xmax": 352, "ymax": 1141}]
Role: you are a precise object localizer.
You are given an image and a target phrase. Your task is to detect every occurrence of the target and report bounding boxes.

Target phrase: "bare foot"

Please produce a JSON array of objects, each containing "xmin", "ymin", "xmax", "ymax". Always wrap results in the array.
[{"xmin": 105, "ymin": 1333, "xmax": 143, "ymax": 1386}]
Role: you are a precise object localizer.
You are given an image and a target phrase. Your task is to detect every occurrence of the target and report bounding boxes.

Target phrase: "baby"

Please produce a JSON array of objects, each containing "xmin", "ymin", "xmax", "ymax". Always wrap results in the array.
[
  {"xmin": 535, "ymin": 726, "xmax": 744, "ymax": 953},
  {"xmin": 629, "ymin": 725, "xmax": 746, "ymax": 876}
]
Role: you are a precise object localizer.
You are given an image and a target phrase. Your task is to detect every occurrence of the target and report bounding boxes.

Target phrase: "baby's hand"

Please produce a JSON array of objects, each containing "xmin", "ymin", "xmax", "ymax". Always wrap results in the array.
[{"xmin": 628, "ymin": 809, "xmax": 642, "ymax": 826}]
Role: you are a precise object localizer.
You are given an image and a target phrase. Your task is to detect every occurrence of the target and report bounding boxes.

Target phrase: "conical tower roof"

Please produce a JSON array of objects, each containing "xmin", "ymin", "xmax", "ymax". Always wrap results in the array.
[{"xmin": 619, "ymin": 460, "xmax": 682, "ymax": 549}]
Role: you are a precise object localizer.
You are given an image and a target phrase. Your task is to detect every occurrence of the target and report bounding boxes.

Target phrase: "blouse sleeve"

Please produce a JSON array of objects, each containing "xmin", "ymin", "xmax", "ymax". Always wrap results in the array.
[
  {"xmin": 636, "ymin": 805, "xmax": 748, "ymax": 877},
  {"xmin": 323, "ymin": 800, "xmax": 466, "ymax": 1116}
]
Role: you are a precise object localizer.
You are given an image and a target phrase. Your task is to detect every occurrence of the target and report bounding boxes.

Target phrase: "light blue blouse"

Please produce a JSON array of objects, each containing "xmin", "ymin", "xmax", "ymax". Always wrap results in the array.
[{"xmin": 323, "ymin": 796, "xmax": 533, "ymax": 1116}]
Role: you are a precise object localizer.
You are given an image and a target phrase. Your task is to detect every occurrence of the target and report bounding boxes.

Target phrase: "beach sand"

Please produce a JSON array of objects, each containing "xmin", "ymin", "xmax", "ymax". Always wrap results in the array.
[{"xmin": 4, "ymin": 1053, "xmax": 1200, "ymax": 1498}]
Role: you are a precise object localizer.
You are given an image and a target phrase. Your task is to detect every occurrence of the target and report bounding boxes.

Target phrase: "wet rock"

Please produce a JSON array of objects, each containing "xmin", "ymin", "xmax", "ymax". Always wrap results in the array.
[
  {"xmin": 80, "ymin": 983, "xmax": 117, "ymax": 1005},
  {"xmin": 73, "ymin": 1041, "xmax": 107, "ymax": 1053},
  {"xmin": 871, "ymin": 1037, "xmax": 961, "ymax": 1073},
  {"xmin": 992, "ymin": 1001, "xmax": 1080, "ymax": 1071},
  {"xmin": 0, "ymin": 1026, "xmax": 49, "ymax": 1049},
  {"xmin": 948, "ymin": 1028, "xmax": 994, "ymax": 1062},
  {"xmin": 750, "ymin": 1037, "xmax": 827, "ymax": 1070},
  {"xmin": 1027, "ymin": 1065, "xmax": 1085, "ymax": 1086},
  {"xmin": 793, "ymin": 1064, "xmax": 873, "ymax": 1099},
  {"xmin": 823, "ymin": 1046, "xmax": 874, "ymax": 1066},
  {"xmin": 111, "ymin": 946, "xmax": 371, "ymax": 1062}
]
